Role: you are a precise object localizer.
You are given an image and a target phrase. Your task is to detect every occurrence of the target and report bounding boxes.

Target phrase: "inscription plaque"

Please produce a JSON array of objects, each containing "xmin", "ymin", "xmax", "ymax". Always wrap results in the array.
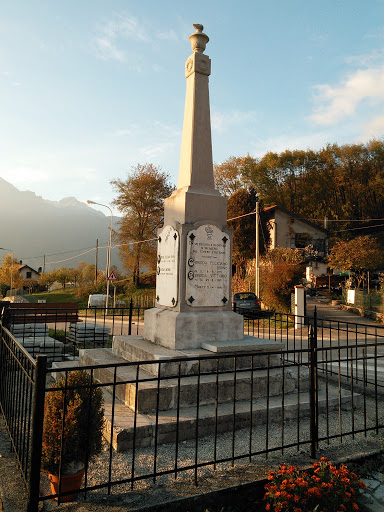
[
  {"xmin": 156, "ymin": 225, "xmax": 179, "ymax": 307},
  {"xmin": 185, "ymin": 224, "xmax": 230, "ymax": 307}
]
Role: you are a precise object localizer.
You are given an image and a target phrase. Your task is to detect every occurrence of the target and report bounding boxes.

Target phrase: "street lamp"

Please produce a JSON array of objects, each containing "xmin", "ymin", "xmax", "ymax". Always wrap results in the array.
[
  {"xmin": 86, "ymin": 201, "xmax": 113, "ymax": 311},
  {"xmin": 0, "ymin": 248, "xmax": 14, "ymax": 297}
]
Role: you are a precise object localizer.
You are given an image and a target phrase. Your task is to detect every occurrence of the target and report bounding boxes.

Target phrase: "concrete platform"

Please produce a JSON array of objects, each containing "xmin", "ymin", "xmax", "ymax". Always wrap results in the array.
[
  {"xmin": 112, "ymin": 335, "xmax": 283, "ymax": 377},
  {"xmin": 202, "ymin": 336, "xmax": 283, "ymax": 353}
]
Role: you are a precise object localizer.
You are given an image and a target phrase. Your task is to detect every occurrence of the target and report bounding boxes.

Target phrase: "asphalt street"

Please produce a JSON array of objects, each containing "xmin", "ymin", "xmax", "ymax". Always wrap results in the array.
[{"xmin": 303, "ymin": 297, "xmax": 384, "ymax": 388}]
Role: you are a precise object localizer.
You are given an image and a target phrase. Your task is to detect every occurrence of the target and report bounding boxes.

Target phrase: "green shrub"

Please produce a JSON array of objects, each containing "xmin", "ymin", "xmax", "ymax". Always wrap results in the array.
[{"xmin": 41, "ymin": 370, "xmax": 104, "ymax": 475}]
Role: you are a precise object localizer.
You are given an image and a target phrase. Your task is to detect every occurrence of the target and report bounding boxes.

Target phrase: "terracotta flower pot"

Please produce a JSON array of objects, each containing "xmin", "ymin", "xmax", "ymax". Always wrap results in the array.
[{"xmin": 48, "ymin": 467, "xmax": 85, "ymax": 502}]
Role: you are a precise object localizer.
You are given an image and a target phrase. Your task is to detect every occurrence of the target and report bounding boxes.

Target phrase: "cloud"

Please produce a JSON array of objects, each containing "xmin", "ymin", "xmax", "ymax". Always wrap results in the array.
[
  {"xmin": 93, "ymin": 13, "xmax": 150, "ymax": 62},
  {"xmin": 157, "ymin": 29, "xmax": 178, "ymax": 41},
  {"xmin": 110, "ymin": 128, "xmax": 134, "ymax": 137},
  {"xmin": 360, "ymin": 114, "xmax": 384, "ymax": 139},
  {"xmin": 250, "ymin": 132, "xmax": 334, "ymax": 158},
  {"xmin": 139, "ymin": 141, "xmax": 176, "ymax": 160},
  {"xmin": 345, "ymin": 49, "xmax": 384, "ymax": 67},
  {"xmin": 94, "ymin": 36, "xmax": 126, "ymax": 62},
  {"xmin": 211, "ymin": 110, "xmax": 260, "ymax": 132},
  {"xmin": 310, "ymin": 65, "xmax": 384, "ymax": 126}
]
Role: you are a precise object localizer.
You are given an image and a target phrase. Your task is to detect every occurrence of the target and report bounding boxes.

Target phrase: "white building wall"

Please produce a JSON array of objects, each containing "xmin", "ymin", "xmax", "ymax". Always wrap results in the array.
[{"xmin": 268, "ymin": 210, "xmax": 326, "ymax": 250}]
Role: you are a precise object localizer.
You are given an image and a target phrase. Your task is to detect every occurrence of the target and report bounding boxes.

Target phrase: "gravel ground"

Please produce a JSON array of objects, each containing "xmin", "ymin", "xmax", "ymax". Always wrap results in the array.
[
  {"xmin": 1, "ymin": 393, "xmax": 384, "ymax": 512},
  {"xmin": 36, "ymin": 387, "xmax": 384, "ymax": 511}
]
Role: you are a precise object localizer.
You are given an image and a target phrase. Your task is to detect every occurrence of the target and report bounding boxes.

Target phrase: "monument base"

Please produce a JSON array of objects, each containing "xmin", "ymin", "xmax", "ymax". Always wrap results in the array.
[{"xmin": 143, "ymin": 307, "xmax": 244, "ymax": 350}]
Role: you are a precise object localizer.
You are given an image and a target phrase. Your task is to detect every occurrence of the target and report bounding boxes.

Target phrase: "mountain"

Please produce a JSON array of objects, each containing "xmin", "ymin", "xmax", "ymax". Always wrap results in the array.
[{"xmin": 0, "ymin": 178, "xmax": 121, "ymax": 272}]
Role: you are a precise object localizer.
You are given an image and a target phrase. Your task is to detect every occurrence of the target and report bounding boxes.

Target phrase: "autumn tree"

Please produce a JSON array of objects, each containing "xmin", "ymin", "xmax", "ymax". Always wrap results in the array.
[
  {"xmin": 55, "ymin": 268, "xmax": 72, "ymax": 289},
  {"xmin": 227, "ymin": 187, "xmax": 269, "ymax": 277},
  {"xmin": 111, "ymin": 163, "xmax": 174, "ymax": 285},
  {"xmin": 260, "ymin": 248, "xmax": 305, "ymax": 312},
  {"xmin": 0, "ymin": 254, "xmax": 23, "ymax": 291},
  {"xmin": 213, "ymin": 155, "xmax": 253, "ymax": 196},
  {"xmin": 328, "ymin": 235, "xmax": 383, "ymax": 288},
  {"xmin": 70, "ymin": 261, "xmax": 100, "ymax": 287},
  {"xmin": 214, "ymin": 141, "xmax": 384, "ymax": 241},
  {"xmin": 39, "ymin": 269, "xmax": 58, "ymax": 290}
]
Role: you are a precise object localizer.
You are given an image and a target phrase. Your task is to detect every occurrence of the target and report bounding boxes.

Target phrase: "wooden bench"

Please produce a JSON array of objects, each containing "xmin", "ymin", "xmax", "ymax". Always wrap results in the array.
[{"xmin": 3, "ymin": 302, "xmax": 79, "ymax": 326}]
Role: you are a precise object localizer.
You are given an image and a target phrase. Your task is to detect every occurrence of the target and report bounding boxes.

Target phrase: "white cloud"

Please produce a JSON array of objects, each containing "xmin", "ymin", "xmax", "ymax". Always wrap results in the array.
[
  {"xmin": 157, "ymin": 29, "xmax": 178, "ymax": 41},
  {"xmin": 345, "ymin": 49, "xmax": 384, "ymax": 67},
  {"xmin": 93, "ymin": 13, "xmax": 150, "ymax": 62},
  {"xmin": 110, "ymin": 128, "xmax": 134, "ymax": 137},
  {"xmin": 310, "ymin": 65, "xmax": 384, "ymax": 126},
  {"xmin": 94, "ymin": 37, "xmax": 125, "ymax": 62},
  {"xmin": 250, "ymin": 132, "xmax": 333, "ymax": 158},
  {"xmin": 211, "ymin": 109, "xmax": 260, "ymax": 132},
  {"xmin": 360, "ymin": 114, "xmax": 384, "ymax": 140},
  {"xmin": 107, "ymin": 15, "xmax": 150, "ymax": 42},
  {"xmin": 140, "ymin": 141, "xmax": 176, "ymax": 160}
]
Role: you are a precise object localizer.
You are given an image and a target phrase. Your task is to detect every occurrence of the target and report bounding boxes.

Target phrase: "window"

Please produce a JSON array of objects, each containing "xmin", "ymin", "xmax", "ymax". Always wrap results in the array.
[
  {"xmin": 294, "ymin": 233, "xmax": 312, "ymax": 248},
  {"xmin": 26, "ymin": 271, "xmax": 32, "ymax": 279}
]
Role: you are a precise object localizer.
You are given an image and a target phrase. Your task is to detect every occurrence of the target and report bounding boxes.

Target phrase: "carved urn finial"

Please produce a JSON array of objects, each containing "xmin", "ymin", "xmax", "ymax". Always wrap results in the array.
[{"xmin": 189, "ymin": 24, "xmax": 209, "ymax": 53}]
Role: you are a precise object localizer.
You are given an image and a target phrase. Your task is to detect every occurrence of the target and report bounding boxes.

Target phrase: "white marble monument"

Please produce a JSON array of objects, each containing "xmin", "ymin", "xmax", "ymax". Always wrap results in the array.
[{"xmin": 144, "ymin": 24, "xmax": 244, "ymax": 350}]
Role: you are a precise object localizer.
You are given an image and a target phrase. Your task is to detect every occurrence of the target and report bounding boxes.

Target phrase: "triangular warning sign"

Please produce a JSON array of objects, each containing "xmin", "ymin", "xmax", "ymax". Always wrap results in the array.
[{"xmin": 107, "ymin": 271, "xmax": 118, "ymax": 281}]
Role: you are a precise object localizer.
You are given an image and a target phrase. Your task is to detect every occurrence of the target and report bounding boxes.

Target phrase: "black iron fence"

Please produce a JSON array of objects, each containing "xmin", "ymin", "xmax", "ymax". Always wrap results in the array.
[
  {"xmin": 0, "ymin": 300, "xmax": 152, "ymax": 365},
  {"xmin": 1, "ymin": 309, "xmax": 384, "ymax": 510}
]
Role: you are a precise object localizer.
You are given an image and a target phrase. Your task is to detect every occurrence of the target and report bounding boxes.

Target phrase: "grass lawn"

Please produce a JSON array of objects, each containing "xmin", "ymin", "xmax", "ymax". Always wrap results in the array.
[
  {"xmin": 26, "ymin": 288, "xmax": 87, "ymax": 306},
  {"xmin": 27, "ymin": 286, "xmax": 155, "ymax": 308}
]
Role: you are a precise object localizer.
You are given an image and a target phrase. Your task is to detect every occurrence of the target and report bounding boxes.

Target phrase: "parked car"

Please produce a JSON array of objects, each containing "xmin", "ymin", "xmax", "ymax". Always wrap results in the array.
[
  {"xmin": 87, "ymin": 295, "xmax": 125, "ymax": 308},
  {"xmin": 87, "ymin": 294, "xmax": 110, "ymax": 308},
  {"xmin": 232, "ymin": 292, "xmax": 261, "ymax": 315}
]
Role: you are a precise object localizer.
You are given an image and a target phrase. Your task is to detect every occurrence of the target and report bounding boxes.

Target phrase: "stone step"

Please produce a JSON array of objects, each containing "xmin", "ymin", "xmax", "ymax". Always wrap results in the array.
[
  {"xmin": 112, "ymin": 335, "xmax": 283, "ymax": 377},
  {"xmin": 79, "ymin": 348, "xmax": 310, "ymax": 414},
  {"xmin": 102, "ymin": 384, "xmax": 358, "ymax": 452}
]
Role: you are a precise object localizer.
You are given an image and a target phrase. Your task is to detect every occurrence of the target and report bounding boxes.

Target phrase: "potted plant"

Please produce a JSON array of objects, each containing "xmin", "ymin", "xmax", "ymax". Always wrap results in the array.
[{"xmin": 41, "ymin": 369, "xmax": 104, "ymax": 502}]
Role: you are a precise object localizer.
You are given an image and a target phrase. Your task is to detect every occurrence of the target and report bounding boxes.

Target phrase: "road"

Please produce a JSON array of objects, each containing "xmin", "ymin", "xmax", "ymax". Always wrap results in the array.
[{"xmin": 301, "ymin": 298, "xmax": 384, "ymax": 387}]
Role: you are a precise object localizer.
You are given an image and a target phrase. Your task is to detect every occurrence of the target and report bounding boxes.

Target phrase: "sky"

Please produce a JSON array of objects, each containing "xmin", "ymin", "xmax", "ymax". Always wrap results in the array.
[{"xmin": 2, "ymin": 0, "xmax": 384, "ymax": 216}]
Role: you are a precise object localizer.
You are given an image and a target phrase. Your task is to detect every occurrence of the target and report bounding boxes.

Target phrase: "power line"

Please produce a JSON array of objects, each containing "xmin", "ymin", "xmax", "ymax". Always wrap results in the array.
[
  {"xmin": 227, "ymin": 211, "xmax": 255, "ymax": 221},
  {"xmin": 15, "ymin": 210, "xmax": 384, "ymax": 269},
  {"xmin": 332, "ymin": 223, "xmax": 384, "ymax": 233},
  {"xmin": 308, "ymin": 218, "xmax": 384, "ymax": 222},
  {"xmin": 46, "ymin": 248, "xmax": 98, "ymax": 265},
  {"xmin": 44, "ymin": 238, "xmax": 158, "ymax": 267},
  {"xmin": 22, "ymin": 244, "xmax": 108, "ymax": 260}
]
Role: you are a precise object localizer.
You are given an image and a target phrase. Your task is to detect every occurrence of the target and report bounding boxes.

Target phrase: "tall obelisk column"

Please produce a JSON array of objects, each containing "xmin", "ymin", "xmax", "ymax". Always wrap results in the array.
[{"xmin": 144, "ymin": 24, "xmax": 244, "ymax": 350}]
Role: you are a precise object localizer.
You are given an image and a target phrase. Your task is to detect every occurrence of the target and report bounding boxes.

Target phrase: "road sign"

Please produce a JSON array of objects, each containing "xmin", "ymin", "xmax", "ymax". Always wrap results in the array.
[{"xmin": 107, "ymin": 271, "xmax": 118, "ymax": 281}]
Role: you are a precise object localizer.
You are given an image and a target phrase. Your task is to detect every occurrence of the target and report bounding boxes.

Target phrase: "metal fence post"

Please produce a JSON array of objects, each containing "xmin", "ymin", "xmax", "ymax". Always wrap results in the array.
[
  {"xmin": 128, "ymin": 298, "xmax": 133, "ymax": 336},
  {"xmin": 27, "ymin": 354, "xmax": 47, "ymax": 512},
  {"xmin": 309, "ymin": 324, "xmax": 318, "ymax": 459}
]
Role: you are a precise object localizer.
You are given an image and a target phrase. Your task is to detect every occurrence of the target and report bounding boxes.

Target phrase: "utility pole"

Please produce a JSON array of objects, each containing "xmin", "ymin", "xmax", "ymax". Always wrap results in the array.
[
  {"xmin": 43, "ymin": 255, "xmax": 45, "ymax": 274},
  {"xmin": 255, "ymin": 201, "xmax": 260, "ymax": 297},
  {"xmin": 95, "ymin": 239, "xmax": 98, "ymax": 284}
]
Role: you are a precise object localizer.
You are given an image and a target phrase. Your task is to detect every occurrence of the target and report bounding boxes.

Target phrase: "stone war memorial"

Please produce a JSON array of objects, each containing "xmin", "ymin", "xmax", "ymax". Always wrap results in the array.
[
  {"xmin": 143, "ymin": 23, "xmax": 278, "ymax": 355},
  {"xmin": 78, "ymin": 24, "xmax": 287, "ymax": 451}
]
